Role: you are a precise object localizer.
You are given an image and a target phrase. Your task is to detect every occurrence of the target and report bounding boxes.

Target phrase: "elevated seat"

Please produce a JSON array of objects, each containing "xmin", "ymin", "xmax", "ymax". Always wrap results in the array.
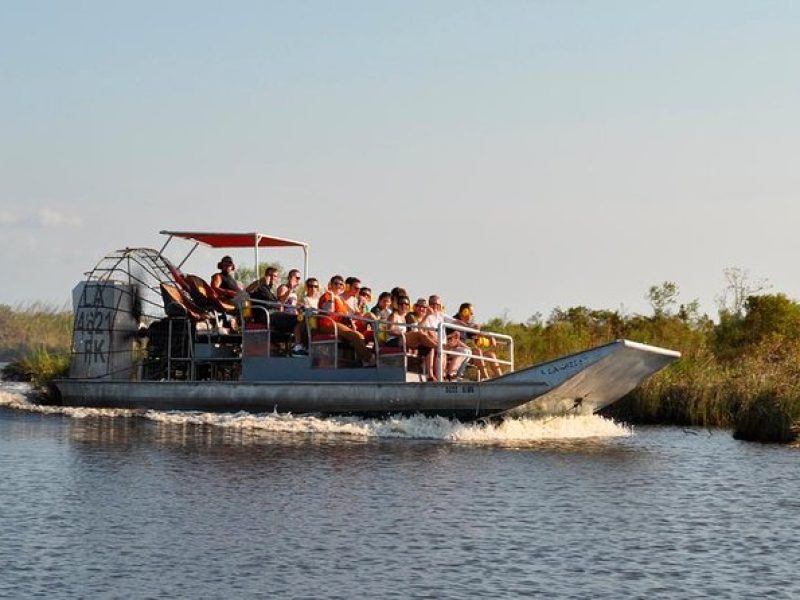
[
  {"xmin": 163, "ymin": 258, "xmax": 193, "ymax": 295},
  {"xmin": 184, "ymin": 274, "xmax": 237, "ymax": 315},
  {"xmin": 160, "ymin": 282, "xmax": 209, "ymax": 322}
]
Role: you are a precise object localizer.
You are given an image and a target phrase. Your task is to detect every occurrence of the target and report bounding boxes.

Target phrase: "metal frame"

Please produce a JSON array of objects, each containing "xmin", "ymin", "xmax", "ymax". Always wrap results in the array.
[{"xmin": 158, "ymin": 230, "xmax": 310, "ymax": 280}]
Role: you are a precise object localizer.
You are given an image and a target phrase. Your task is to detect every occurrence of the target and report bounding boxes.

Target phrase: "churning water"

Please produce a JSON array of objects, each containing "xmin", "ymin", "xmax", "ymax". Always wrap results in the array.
[{"xmin": 1, "ymin": 381, "xmax": 799, "ymax": 599}]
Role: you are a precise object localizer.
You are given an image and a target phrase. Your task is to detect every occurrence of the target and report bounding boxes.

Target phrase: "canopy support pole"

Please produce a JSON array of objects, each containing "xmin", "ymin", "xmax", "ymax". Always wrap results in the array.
[
  {"xmin": 156, "ymin": 235, "xmax": 173, "ymax": 260},
  {"xmin": 177, "ymin": 242, "xmax": 199, "ymax": 269}
]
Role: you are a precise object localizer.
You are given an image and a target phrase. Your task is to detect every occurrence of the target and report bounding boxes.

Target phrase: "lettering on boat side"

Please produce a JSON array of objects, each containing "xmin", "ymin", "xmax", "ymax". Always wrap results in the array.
[
  {"xmin": 540, "ymin": 358, "xmax": 585, "ymax": 376},
  {"xmin": 72, "ymin": 284, "xmax": 118, "ymax": 369},
  {"xmin": 445, "ymin": 385, "xmax": 476, "ymax": 394}
]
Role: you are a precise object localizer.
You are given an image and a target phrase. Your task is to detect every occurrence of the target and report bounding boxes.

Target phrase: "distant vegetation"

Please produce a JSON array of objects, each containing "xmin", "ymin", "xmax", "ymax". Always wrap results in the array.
[{"xmin": 2, "ymin": 268, "xmax": 798, "ymax": 443}]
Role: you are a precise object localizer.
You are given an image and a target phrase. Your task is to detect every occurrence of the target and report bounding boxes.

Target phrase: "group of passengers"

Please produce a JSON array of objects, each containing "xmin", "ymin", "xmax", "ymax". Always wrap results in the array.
[{"xmin": 209, "ymin": 257, "xmax": 501, "ymax": 381}]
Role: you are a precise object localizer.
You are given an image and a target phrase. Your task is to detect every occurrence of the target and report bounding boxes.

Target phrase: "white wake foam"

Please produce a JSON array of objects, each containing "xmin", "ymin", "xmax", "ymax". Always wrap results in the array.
[
  {"xmin": 1, "ymin": 386, "xmax": 630, "ymax": 442},
  {"xmin": 0, "ymin": 388, "xmax": 143, "ymax": 419},
  {"xmin": 145, "ymin": 410, "xmax": 629, "ymax": 441}
]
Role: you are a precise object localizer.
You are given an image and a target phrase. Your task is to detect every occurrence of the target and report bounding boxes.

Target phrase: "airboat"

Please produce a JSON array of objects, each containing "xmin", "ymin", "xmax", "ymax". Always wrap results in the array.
[{"xmin": 52, "ymin": 231, "xmax": 681, "ymax": 419}]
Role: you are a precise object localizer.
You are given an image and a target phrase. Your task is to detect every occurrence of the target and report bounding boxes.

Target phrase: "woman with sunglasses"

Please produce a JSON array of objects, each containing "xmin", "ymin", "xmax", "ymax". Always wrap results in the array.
[{"xmin": 301, "ymin": 277, "xmax": 321, "ymax": 309}]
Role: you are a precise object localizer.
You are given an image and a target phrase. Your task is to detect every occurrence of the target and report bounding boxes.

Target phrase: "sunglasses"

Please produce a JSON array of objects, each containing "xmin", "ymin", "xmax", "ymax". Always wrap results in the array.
[
  {"xmin": 307, "ymin": 284, "xmax": 319, "ymax": 288},
  {"xmin": 399, "ymin": 301, "xmax": 410, "ymax": 306}
]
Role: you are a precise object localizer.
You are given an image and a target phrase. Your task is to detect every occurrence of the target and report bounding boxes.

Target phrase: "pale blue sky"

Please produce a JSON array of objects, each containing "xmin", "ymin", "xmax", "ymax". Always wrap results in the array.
[{"xmin": 1, "ymin": 1, "xmax": 798, "ymax": 321}]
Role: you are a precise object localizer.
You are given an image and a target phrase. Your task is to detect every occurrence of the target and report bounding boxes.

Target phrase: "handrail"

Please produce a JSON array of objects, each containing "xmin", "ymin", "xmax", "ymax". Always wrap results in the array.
[
  {"xmin": 239, "ymin": 301, "xmax": 514, "ymax": 379},
  {"xmin": 436, "ymin": 321, "xmax": 514, "ymax": 381}
]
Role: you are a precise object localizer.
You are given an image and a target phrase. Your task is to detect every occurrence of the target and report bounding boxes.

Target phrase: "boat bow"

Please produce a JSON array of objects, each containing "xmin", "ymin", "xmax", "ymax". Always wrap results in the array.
[{"xmin": 487, "ymin": 339, "xmax": 681, "ymax": 418}]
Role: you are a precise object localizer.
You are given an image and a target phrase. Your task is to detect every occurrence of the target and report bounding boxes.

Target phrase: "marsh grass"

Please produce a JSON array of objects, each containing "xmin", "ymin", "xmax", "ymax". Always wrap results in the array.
[
  {"xmin": 0, "ymin": 303, "xmax": 72, "ymax": 361},
  {"xmin": 2, "ymin": 346, "xmax": 71, "ymax": 388}
]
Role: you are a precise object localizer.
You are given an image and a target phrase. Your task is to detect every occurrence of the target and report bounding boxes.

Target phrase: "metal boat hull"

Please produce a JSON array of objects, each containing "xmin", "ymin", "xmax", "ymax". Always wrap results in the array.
[{"xmin": 54, "ymin": 340, "xmax": 680, "ymax": 419}]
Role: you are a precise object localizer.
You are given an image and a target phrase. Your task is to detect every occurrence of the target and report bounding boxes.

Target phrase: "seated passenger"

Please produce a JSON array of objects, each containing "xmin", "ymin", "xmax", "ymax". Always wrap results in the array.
[
  {"xmin": 387, "ymin": 295, "xmax": 437, "ymax": 380},
  {"xmin": 352, "ymin": 287, "xmax": 373, "ymax": 335},
  {"xmin": 342, "ymin": 277, "xmax": 362, "ymax": 313},
  {"xmin": 454, "ymin": 303, "xmax": 502, "ymax": 379},
  {"xmin": 246, "ymin": 266, "xmax": 298, "ymax": 342},
  {"xmin": 406, "ymin": 297, "xmax": 430, "ymax": 327},
  {"xmin": 277, "ymin": 269, "xmax": 302, "ymax": 314},
  {"xmin": 421, "ymin": 295, "xmax": 472, "ymax": 381},
  {"xmin": 316, "ymin": 275, "xmax": 373, "ymax": 366},
  {"xmin": 210, "ymin": 256, "xmax": 243, "ymax": 300},
  {"xmin": 301, "ymin": 277, "xmax": 321, "ymax": 309},
  {"xmin": 277, "ymin": 269, "xmax": 306, "ymax": 354},
  {"xmin": 369, "ymin": 291, "xmax": 393, "ymax": 344},
  {"xmin": 247, "ymin": 266, "xmax": 280, "ymax": 305},
  {"xmin": 390, "ymin": 287, "xmax": 409, "ymax": 311},
  {"xmin": 370, "ymin": 292, "xmax": 392, "ymax": 321}
]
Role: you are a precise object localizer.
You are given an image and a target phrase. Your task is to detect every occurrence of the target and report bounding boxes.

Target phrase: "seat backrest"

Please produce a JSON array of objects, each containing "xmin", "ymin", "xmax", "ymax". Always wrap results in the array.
[
  {"xmin": 160, "ymin": 283, "xmax": 207, "ymax": 321},
  {"xmin": 185, "ymin": 274, "xmax": 237, "ymax": 314},
  {"xmin": 163, "ymin": 258, "xmax": 192, "ymax": 294}
]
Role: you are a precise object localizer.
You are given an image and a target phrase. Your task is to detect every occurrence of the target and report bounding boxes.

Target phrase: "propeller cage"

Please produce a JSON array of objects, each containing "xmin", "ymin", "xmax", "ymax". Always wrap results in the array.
[{"xmin": 69, "ymin": 248, "xmax": 176, "ymax": 380}]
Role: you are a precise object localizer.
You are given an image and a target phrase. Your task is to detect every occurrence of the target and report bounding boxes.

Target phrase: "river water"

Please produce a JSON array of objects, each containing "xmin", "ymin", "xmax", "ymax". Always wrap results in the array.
[{"xmin": 1, "ymin": 380, "xmax": 798, "ymax": 599}]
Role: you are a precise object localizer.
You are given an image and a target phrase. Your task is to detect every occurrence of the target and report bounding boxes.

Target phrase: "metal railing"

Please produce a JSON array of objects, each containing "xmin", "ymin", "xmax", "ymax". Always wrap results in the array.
[
  {"xmin": 435, "ymin": 321, "xmax": 514, "ymax": 381},
  {"xmin": 191, "ymin": 297, "xmax": 516, "ymax": 381}
]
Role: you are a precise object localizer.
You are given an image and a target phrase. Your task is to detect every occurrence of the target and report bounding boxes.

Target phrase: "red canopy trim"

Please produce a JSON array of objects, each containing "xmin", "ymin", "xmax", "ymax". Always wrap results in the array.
[{"xmin": 160, "ymin": 231, "xmax": 308, "ymax": 249}]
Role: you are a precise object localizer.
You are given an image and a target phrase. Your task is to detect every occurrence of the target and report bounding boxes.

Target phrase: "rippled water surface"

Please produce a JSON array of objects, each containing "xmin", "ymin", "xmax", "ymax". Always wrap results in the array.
[{"xmin": 1, "ymin": 383, "xmax": 799, "ymax": 599}]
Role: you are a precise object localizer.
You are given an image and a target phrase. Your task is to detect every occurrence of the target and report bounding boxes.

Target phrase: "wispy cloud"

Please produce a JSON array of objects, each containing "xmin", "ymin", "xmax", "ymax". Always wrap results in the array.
[
  {"xmin": 0, "ymin": 210, "xmax": 22, "ymax": 225},
  {"xmin": 34, "ymin": 208, "xmax": 82, "ymax": 227},
  {"xmin": 0, "ymin": 207, "xmax": 83, "ymax": 228}
]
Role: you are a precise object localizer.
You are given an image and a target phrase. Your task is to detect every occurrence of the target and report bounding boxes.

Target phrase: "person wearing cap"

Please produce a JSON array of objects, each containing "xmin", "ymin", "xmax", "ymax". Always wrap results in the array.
[
  {"xmin": 406, "ymin": 297, "xmax": 430, "ymax": 328},
  {"xmin": 210, "ymin": 255, "xmax": 243, "ymax": 300}
]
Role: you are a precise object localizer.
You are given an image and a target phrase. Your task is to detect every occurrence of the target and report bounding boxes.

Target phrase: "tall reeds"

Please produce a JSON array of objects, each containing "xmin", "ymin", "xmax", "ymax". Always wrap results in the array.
[
  {"xmin": 2, "ymin": 346, "xmax": 71, "ymax": 389},
  {"xmin": 0, "ymin": 303, "xmax": 72, "ymax": 361}
]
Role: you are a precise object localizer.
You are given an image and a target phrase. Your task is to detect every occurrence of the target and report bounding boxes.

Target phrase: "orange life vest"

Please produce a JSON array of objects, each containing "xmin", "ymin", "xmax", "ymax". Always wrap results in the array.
[{"xmin": 317, "ymin": 292, "xmax": 348, "ymax": 328}]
